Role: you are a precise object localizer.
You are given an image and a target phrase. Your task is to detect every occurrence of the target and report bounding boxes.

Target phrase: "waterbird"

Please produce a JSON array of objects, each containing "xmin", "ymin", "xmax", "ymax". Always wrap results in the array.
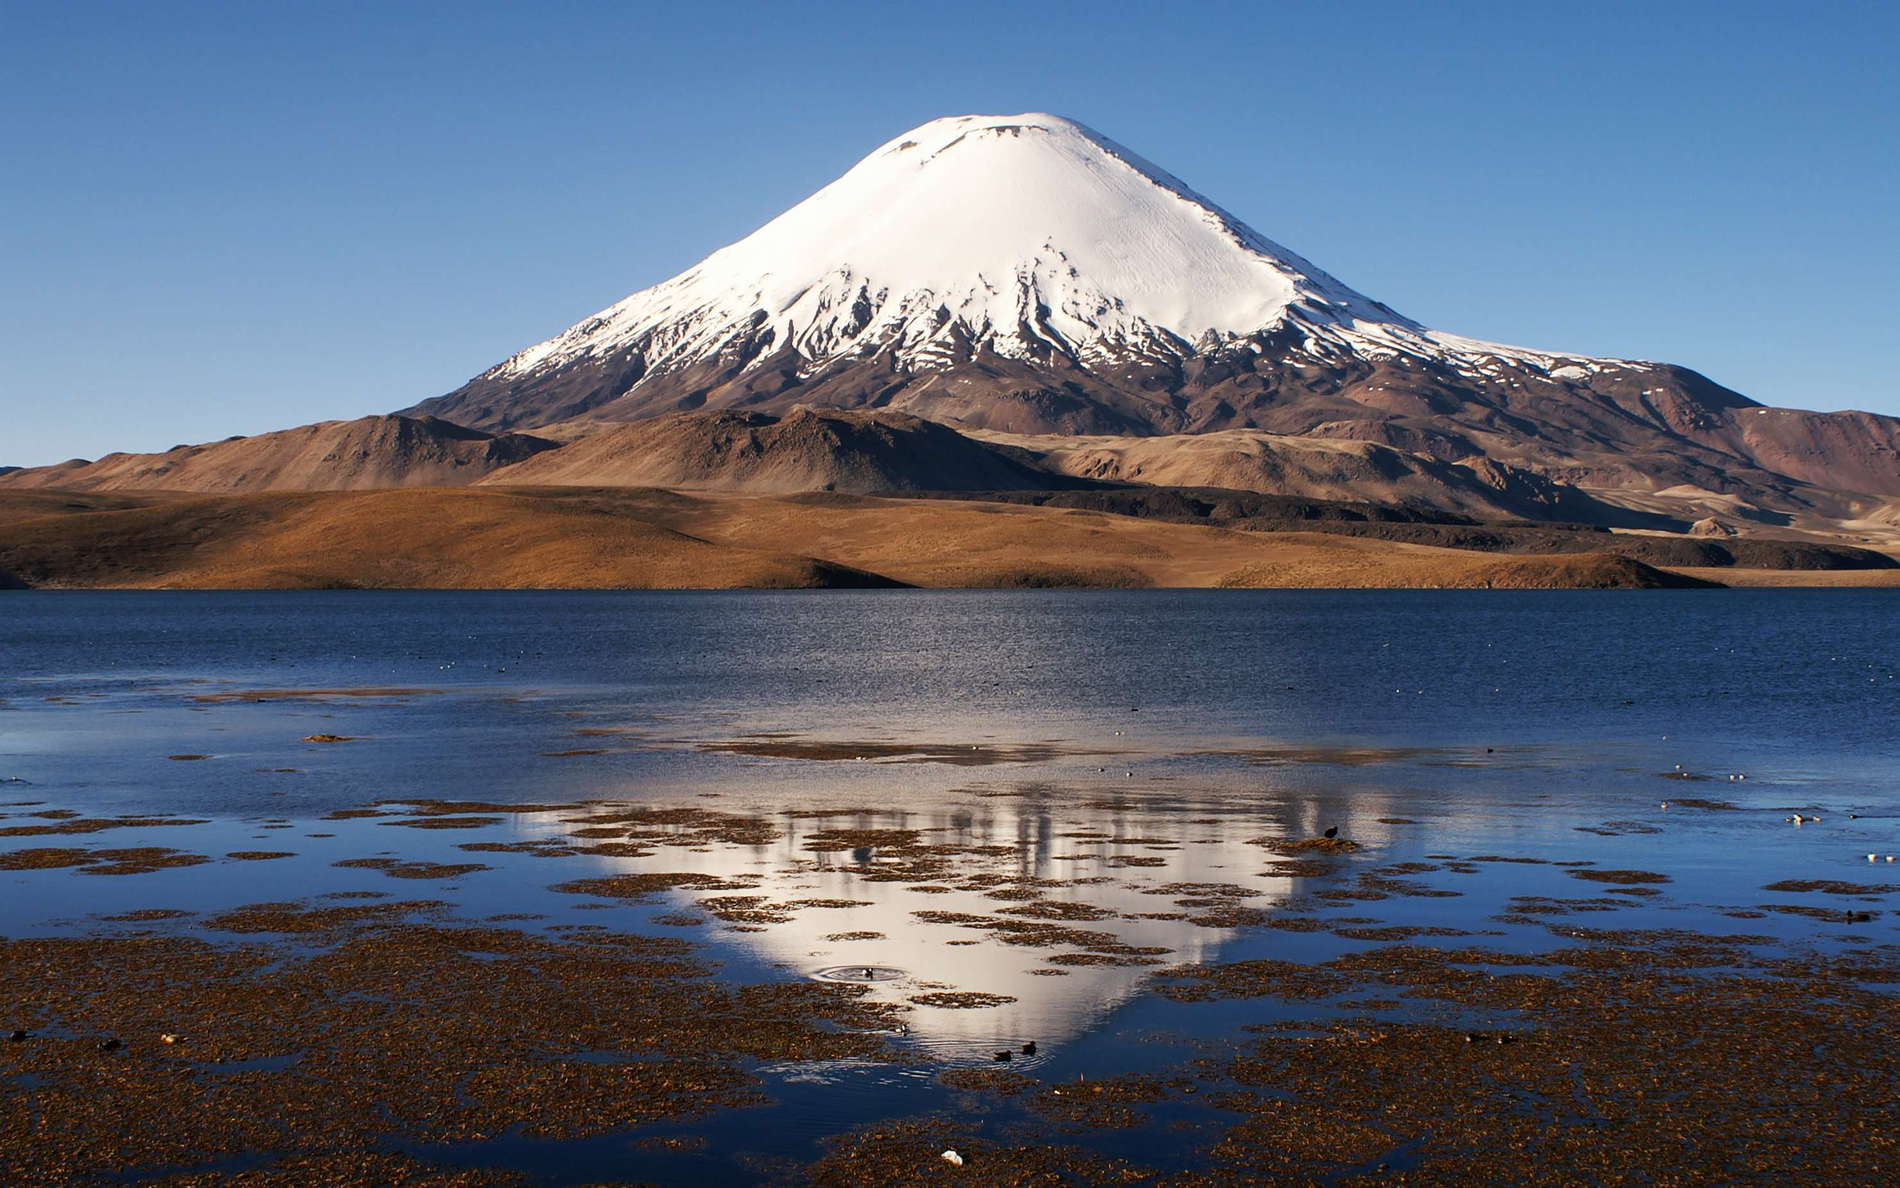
[
  {"xmin": 160, "ymin": 1033, "xmax": 182, "ymax": 1045},
  {"xmin": 99, "ymin": 1038, "xmax": 121, "ymax": 1052},
  {"xmin": 1323, "ymin": 827, "xmax": 1339, "ymax": 839},
  {"xmin": 6, "ymin": 1030, "xmax": 25, "ymax": 1043},
  {"xmin": 1021, "ymin": 1041, "xmax": 1037, "ymax": 1055},
  {"xmin": 993, "ymin": 1050, "xmax": 1013, "ymax": 1062},
  {"xmin": 940, "ymin": 1150, "xmax": 964, "ymax": 1167}
]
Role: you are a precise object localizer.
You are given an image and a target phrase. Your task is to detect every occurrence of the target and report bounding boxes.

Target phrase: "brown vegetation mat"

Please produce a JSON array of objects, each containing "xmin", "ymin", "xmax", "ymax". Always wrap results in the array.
[
  {"xmin": 699, "ymin": 738, "xmax": 1085, "ymax": 765},
  {"xmin": 0, "ymin": 815, "xmax": 207, "ymax": 838},
  {"xmin": 0, "ymin": 845, "xmax": 214, "ymax": 876},
  {"xmin": 332, "ymin": 857, "xmax": 490, "ymax": 880},
  {"xmin": 1570, "ymin": 867, "xmax": 1673, "ymax": 885},
  {"xmin": 0, "ymin": 919, "xmax": 902, "ymax": 1182},
  {"xmin": 811, "ymin": 936, "xmax": 1900, "ymax": 1184},
  {"xmin": 907, "ymin": 992, "xmax": 1017, "ymax": 1009},
  {"xmin": 1256, "ymin": 834, "xmax": 1362, "ymax": 856},
  {"xmin": 192, "ymin": 687, "xmax": 440, "ymax": 703}
]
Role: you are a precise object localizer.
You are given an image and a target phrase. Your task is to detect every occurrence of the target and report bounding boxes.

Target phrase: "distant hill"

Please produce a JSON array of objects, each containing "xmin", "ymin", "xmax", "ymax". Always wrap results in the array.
[
  {"xmin": 0, "ymin": 416, "xmax": 555, "ymax": 493},
  {"xmin": 478, "ymin": 408, "xmax": 1068, "ymax": 494},
  {"xmin": 970, "ymin": 428, "xmax": 1647, "ymax": 525}
]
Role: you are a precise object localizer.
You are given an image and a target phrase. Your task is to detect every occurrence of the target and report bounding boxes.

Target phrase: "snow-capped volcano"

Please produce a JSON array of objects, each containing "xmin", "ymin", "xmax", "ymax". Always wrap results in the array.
[{"xmin": 408, "ymin": 113, "xmax": 1900, "ymax": 516}]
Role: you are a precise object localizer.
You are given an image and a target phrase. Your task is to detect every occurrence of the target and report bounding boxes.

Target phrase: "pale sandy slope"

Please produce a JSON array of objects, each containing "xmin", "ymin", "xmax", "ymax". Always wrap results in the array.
[
  {"xmin": 1671, "ymin": 567, "xmax": 1900, "ymax": 587},
  {"xmin": 477, "ymin": 488, "xmax": 1712, "ymax": 590}
]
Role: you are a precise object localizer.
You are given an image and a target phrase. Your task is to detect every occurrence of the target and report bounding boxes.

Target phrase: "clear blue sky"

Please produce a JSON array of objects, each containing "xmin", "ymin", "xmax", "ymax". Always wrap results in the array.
[{"xmin": 4, "ymin": 0, "xmax": 1895, "ymax": 466}]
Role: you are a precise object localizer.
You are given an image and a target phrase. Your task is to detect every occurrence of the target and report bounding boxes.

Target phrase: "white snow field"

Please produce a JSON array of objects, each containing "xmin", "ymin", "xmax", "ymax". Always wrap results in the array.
[{"xmin": 487, "ymin": 113, "xmax": 1641, "ymax": 391}]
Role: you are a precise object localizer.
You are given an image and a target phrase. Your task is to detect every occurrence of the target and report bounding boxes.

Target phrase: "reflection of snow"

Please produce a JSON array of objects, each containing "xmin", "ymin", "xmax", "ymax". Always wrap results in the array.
[{"xmin": 519, "ymin": 793, "xmax": 1408, "ymax": 1059}]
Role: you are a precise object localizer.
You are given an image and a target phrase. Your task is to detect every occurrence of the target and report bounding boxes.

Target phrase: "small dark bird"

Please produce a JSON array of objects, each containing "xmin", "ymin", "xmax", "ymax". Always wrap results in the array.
[
  {"xmin": 1495, "ymin": 1034, "xmax": 1516, "ymax": 1045},
  {"xmin": 6, "ymin": 1030, "xmax": 26, "ymax": 1043},
  {"xmin": 1463, "ymin": 1033, "xmax": 1482, "ymax": 1044},
  {"xmin": 1323, "ymin": 827, "xmax": 1339, "ymax": 839},
  {"xmin": 99, "ymin": 1038, "xmax": 122, "ymax": 1052},
  {"xmin": 993, "ymin": 1050, "xmax": 1013, "ymax": 1062},
  {"xmin": 1021, "ymin": 1041, "xmax": 1037, "ymax": 1056}
]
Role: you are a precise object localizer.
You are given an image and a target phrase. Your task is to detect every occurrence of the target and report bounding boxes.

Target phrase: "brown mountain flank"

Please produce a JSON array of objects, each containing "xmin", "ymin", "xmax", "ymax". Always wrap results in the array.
[
  {"xmin": 0, "ymin": 487, "xmax": 1719, "ymax": 591},
  {"xmin": 970, "ymin": 428, "xmax": 1629, "ymax": 524},
  {"xmin": 411, "ymin": 304, "xmax": 1900, "ymax": 527},
  {"xmin": 1218, "ymin": 552, "xmax": 1716, "ymax": 590},
  {"xmin": 2, "ymin": 408, "xmax": 1665, "ymax": 531},
  {"xmin": 476, "ymin": 407, "xmax": 1065, "ymax": 494}
]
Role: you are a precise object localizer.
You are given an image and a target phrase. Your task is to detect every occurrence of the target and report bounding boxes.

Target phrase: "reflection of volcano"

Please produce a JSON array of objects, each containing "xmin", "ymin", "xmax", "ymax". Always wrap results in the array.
[{"xmin": 520, "ymin": 789, "xmax": 1407, "ymax": 1058}]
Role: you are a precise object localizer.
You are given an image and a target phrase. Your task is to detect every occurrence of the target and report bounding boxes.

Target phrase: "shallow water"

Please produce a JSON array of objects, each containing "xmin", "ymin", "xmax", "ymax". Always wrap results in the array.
[{"xmin": 2, "ymin": 589, "xmax": 1897, "ymax": 1182}]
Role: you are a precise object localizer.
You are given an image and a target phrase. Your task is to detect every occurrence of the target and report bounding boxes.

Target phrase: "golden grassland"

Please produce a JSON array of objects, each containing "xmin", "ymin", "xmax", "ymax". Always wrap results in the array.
[{"xmin": 0, "ymin": 485, "xmax": 1866, "ymax": 591}]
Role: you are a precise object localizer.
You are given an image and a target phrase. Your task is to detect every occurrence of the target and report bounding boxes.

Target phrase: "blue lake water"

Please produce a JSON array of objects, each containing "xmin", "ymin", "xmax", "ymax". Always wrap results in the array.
[{"xmin": 2, "ymin": 589, "xmax": 1896, "ymax": 1182}]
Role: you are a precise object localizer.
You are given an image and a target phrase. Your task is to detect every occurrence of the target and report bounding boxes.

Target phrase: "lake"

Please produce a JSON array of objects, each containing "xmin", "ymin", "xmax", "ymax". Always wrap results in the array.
[{"xmin": 2, "ymin": 589, "xmax": 1896, "ymax": 1183}]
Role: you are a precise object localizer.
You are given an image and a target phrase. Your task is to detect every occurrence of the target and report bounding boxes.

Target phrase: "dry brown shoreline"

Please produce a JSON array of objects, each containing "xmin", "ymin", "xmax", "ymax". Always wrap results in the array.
[{"xmin": 3, "ymin": 485, "xmax": 1881, "ymax": 592}]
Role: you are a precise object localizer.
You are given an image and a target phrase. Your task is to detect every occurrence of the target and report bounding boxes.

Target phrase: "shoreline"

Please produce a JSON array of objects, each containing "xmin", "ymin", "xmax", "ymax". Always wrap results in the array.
[{"xmin": 5, "ymin": 486, "xmax": 1896, "ymax": 592}]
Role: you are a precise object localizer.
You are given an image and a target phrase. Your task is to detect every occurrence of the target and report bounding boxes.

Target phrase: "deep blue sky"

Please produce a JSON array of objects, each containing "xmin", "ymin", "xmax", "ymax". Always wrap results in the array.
[{"xmin": 4, "ymin": 0, "xmax": 1895, "ymax": 466}]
